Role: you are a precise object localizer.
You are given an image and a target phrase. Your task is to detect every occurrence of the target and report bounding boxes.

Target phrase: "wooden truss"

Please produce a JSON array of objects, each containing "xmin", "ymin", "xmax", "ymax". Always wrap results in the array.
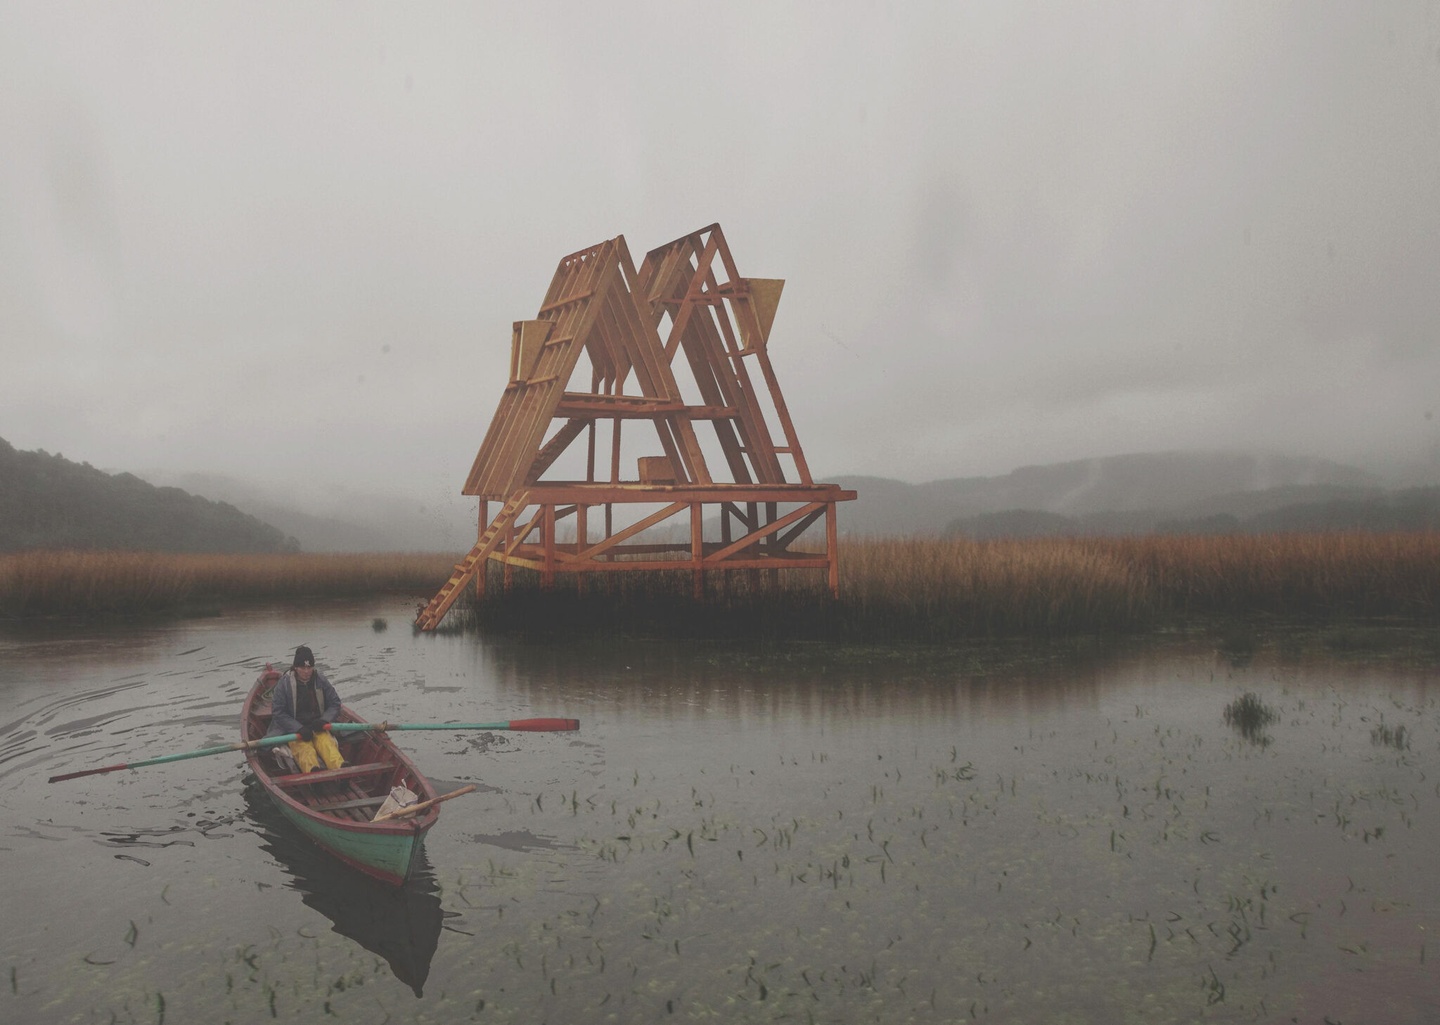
[{"xmin": 416, "ymin": 223, "xmax": 855, "ymax": 630}]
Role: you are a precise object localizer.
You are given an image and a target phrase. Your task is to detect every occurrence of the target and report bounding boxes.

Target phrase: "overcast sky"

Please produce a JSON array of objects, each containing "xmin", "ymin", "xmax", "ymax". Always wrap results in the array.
[{"xmin": 4, "ymin": 2, "xmax": 1440, "ymax": 521}]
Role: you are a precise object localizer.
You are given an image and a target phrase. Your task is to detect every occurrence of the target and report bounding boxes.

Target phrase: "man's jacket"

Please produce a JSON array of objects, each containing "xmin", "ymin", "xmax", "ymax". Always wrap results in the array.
[{"xmin": 266, "ymin": 669, "xmax": 342, "ymax": 737}]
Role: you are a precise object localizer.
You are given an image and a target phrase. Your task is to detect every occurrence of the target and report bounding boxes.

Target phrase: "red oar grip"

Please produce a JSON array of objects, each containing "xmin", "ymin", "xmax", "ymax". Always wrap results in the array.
[
  {"xmin": 49, "ymin": 763, "xmax": 128, "ymax": 783},
  {"xmin": 508, "ymin": 718, "xmax": 580, "ymax": 732}
]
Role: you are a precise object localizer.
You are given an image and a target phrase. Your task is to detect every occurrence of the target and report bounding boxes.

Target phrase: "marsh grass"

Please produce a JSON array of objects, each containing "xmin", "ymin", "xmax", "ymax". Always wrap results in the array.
[
  {"xmin": 0, "ymin": 551, "xmax": 454, "ymax": 618},
  {"xmin": 468, "ymin": 531, "xmax": 1440, "ymax": 639},
  {"xmin": 5, "ymin": 530, "xmax": 1439, "ymax": 636}
]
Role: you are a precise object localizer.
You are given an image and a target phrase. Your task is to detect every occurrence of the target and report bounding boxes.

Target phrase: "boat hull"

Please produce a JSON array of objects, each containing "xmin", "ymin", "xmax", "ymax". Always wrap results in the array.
[
  {"xmin": 270, "ymin": 792, "xmax": 425, "ymax": 887},
  {"xmin": 243, "ymin": 667, "xmax": 440, "ymax": 887}
]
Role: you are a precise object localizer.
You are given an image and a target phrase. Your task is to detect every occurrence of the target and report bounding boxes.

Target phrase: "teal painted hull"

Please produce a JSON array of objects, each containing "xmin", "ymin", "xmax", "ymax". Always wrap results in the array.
[{"xmin": 272, "ymin": 793, "xmax": 425, "ymax": 886}]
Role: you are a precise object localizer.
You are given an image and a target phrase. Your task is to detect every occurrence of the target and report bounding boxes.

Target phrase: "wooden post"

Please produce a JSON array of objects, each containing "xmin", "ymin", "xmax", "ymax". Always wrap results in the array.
[
  {"xmin": 826, "ymin": 500, "xmax": 839, "ymax": 598},
  {"xmin": 610, "ymin": 416, "xmax": 621, "ymax": 483},
  {"xmin": 576, "ymin": 503, "xmax": 588, "ymax": 596},
  {"xmin": 766, "ymin": 501, "xmax": 779, "ymax": 588},
  {"xmin": 542, "ymin": 504, "xmax": 556, "ymax": 591},
  {"xmin": 691, "ymin": 501, "xmax": 704, "ymax": 601},
  {"xmin": 503, "ymin": 514, "xmax": 514, "ymax": 593},
  {"xmin": 476, "ymin": 500, "xmax": 488, "ymax": 600}
]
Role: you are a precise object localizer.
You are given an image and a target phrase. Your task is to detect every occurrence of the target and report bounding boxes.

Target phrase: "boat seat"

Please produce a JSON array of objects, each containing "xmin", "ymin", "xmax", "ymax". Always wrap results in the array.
[{"xmin": 272, "ymin": 763, "xmax": 392, "ymax": 788}]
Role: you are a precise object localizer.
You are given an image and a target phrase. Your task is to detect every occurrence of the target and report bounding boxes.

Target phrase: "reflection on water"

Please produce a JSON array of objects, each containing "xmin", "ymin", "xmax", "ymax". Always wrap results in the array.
[
  {"xmin": 3, "ymin": 602, "xmax": 1440, "ymax": 1023},
  {"xmin": 242, "ymin": 777, "xmax": 446, "ymax": 997}
]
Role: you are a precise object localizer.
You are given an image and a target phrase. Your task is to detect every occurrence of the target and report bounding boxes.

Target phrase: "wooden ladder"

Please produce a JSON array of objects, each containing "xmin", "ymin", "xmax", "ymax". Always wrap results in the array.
[{"xmin": 414, "ymin": 490, "xmax": 529, "ymax": 631}]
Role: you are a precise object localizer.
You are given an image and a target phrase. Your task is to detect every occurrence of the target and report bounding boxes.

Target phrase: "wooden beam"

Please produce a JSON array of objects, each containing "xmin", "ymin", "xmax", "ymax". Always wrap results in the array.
[{"xmin": 705, "ymin": 503, "xmax": 824, "ymax": 563}]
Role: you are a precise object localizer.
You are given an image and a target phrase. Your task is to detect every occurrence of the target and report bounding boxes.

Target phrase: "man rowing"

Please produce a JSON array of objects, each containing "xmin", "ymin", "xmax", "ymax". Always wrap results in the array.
[{"xmin": 267, "ymin": 645, "xmax": 344, "ymax": 773}]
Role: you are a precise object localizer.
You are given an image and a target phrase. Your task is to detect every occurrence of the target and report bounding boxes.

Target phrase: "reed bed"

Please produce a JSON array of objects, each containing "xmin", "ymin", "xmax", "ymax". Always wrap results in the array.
[
  {"xmin": 0, "ymin": 550, "xmax": 456, "ymax": 618},
  {"xmin": 4, "ymin": 532, "xmax": 1438, "ymax": 635},
  {"xmin": 471, "ymin": 531, "xmax": 1440, "ymax": 639}
]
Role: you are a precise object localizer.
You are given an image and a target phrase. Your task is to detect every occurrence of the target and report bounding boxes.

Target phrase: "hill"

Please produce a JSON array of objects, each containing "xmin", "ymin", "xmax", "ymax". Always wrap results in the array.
[
  {"xmin": 134, "ymin": 470, "xmax": 474, "ymax": 553},
  {"xmin": 0, "ymin": 438, "xmax": 298, "ymax": 553},
  {"xmin": 834, "ymin": 452, "xmax": 1381, "ymax": 536}
]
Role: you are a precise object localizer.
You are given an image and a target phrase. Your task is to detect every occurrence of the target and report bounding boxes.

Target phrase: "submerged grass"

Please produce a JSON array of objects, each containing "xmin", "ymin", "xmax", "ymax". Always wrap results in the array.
[{"xmin": 4, "ymin": 530, "xmax": 1439, "ymax": 637}]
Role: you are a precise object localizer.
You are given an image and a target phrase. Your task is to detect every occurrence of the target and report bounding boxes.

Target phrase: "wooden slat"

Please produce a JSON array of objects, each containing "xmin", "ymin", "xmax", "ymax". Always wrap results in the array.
[
  {"xmin": 273, "ymin": 762, "xmax": 391, "ymax": 788},
  {"xmin": 313, "ymin": 795, "xmax": 388, "ymax": 813}
]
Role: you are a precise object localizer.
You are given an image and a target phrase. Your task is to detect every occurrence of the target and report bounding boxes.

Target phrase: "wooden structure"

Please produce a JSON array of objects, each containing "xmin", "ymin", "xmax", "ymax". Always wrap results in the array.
[
  {"xmin": 243, "ymin": 667, "xmax": 441, "ymax": 887},
  {"xmin": 415, "ymin": 223, "xmax": 855, "ymax": 631}
]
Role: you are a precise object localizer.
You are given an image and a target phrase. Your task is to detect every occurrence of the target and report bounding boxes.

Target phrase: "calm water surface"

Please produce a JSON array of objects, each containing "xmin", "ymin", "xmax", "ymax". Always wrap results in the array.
[{"xmin": 2, "ymin": 600, "xmax": 1437, "ymax": 1023}]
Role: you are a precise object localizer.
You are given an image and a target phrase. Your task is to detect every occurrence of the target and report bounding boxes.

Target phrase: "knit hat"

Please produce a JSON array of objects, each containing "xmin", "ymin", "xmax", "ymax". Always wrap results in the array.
[{"xmin": 292, "ymin": 645, "xmax": 315, "ymax": 668}]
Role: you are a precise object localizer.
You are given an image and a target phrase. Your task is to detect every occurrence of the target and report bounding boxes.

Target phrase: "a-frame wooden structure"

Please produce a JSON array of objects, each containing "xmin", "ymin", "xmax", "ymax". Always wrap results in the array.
[{"xmin": 415, "ymin": 223, "xmax": 856, "ymax": 630}]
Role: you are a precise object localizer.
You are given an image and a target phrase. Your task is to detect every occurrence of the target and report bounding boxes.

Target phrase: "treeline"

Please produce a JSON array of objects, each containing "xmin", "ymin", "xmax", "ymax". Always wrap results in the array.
[
  {"xmin": 946, "ymin": 487, "xmax": 1440, "ymax": 540},
  {"xmin": 0, "ymin": 437, "xmax": 298, "ymax": 554}
]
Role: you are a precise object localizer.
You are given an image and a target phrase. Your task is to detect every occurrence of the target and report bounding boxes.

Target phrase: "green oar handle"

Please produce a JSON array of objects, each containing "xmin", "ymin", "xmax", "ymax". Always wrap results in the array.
[
  {"xmin": 48, "ymin": 718, "xmax": 579, "ymax": 784},
  {"xmin": 48, "ymin": 732, "xmax": 302, "ymax": 783}
]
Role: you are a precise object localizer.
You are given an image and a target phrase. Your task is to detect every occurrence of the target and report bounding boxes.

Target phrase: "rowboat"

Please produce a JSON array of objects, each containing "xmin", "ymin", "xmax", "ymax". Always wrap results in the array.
[
  {"xmin": 243, "ymin": 777, "xmax": 444, "ymax": 995},
  {"xmin": 242, "ymin": 666, "xmax": 441, "ymax": 887}
]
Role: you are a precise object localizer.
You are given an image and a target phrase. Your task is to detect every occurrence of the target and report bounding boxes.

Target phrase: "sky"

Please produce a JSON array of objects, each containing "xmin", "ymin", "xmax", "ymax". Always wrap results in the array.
[{"xmin": 4, "ymin": 1, "xmax": 1440, "ymax": 528}]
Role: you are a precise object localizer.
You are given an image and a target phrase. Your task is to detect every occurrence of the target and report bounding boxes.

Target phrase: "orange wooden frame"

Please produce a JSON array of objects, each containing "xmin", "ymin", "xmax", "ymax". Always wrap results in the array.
[{"xmin": 416, "ymin": 224, "xmax": 855, "ymax": 631}]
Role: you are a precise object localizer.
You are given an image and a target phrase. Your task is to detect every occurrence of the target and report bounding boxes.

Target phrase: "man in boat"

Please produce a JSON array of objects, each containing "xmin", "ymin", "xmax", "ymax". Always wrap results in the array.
[{"xmin": 267, "ymin": 645, "xmax": 345, "ymax": 773}]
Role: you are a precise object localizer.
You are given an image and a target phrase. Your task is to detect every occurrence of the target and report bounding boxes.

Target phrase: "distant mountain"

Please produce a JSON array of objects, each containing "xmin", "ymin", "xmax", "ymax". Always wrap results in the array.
[
  {"xmin": 833, "ymin": 452, "xmax": 1382, "ymax": 536},
  {"xmin": 947, "ymin": 486, "xmax": 1440, "ymax": 539},
  {"xmin": 135, "ymin": 471, "xmax": 473, "ymax": 553},
  {"xmin": 0, "ymin": 438, "xmax": 298, "ymax": 553}
]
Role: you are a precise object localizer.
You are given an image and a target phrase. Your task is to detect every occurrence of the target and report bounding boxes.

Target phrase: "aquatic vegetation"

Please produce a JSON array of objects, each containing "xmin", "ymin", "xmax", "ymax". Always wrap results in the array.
[
  {"xmin": 468, "ymin": 531, "xmax": 1440, "ymax": 639},
  {"xmin": 0, "ymin": 550, "xmax": 454, "ymax": 617},
  {"xmin": 4, "ymin": 531, "xmax": 1440, "ymax": 637},
  {"xmin": 1223, "ymin": 692, "xmax": 1278, "ymax": 743},
  {"xmin": 1371, "ymin": 722, "xmax": 1410, "ymax": 750}
]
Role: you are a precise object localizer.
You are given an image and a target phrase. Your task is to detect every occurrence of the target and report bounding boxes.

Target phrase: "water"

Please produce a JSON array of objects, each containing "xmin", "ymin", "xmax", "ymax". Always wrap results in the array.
[{"xmin": 2, "ymin": 600, "xmax": 1438, "ymax": 1023}]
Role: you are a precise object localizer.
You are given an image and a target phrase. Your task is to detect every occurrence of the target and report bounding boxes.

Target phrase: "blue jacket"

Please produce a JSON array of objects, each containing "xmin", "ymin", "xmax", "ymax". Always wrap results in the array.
[{"xmin": 267, "ymin": 669, "xmax": 342, "ymax": 737}]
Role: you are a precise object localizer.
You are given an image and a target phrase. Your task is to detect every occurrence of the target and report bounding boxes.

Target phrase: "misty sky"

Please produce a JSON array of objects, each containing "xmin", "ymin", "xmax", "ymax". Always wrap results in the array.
[{"xmin": 4, "ymin": 2, "xmax": 1440, "ymax": 523}]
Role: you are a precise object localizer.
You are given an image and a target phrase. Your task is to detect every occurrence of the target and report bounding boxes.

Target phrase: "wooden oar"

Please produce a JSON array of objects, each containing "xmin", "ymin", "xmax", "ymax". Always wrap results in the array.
[
  {"xmin": 372, "ymin": 784, "xmax": 478, "ymax": 822},
  {"xmin": 330, "ymin": 718, "xmax": 580, "ymax": 734},
  {"xmin": 47, "ymin": 718, "xmax": 580, "ymax": 784},
  {"xmin": 47, "ymin": 732, "xmax": 306, "ymax": 783}
]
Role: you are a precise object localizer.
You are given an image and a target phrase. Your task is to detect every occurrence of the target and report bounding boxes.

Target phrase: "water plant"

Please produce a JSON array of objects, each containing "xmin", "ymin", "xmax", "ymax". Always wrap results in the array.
[
  {"xmin": 1223, "ymin": 692, "xmax": 1278, "ymax": 744},
  {"xmin": 1371, "ymin": 722, "xmax": 1410, "ymax": 750}
]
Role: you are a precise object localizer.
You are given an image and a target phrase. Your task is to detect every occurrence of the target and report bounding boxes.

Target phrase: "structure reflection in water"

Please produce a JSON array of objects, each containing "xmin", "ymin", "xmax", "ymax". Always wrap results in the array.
[{"xmin": 242, "ymin": 777, "xmax": 447, "ymax": 997}]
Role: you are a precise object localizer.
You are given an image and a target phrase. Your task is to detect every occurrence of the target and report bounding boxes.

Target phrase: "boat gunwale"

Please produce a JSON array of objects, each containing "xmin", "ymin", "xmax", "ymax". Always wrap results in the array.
[{"xmin": 241, "ymin": 668, "xmax": 441, "ymax": 839}]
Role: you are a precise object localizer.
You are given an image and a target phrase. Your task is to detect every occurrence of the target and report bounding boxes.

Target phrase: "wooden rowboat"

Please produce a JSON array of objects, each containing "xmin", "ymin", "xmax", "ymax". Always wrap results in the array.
[
  {"xmin": 242, "ymin": 666, "xmax": 441, "ymax": 887},
  {"xmin": 243, "ymin": 778, "xmax": 445, "ymax": 995}
]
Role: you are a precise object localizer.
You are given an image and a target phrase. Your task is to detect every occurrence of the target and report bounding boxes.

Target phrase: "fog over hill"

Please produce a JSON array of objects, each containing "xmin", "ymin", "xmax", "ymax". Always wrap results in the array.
[
  {"xmin": 134, "ymin": 470, "xmax": 474, "ymax": 553},
  {"xmin": 142, "ymin": 449, "xmax": 1405, "ymax": 549},
  {"xmin": 834, "ymin": 451, "xmax": 1384, "ymax": 536},
  {"xmin": 0, "ymin": 438, "xmax": 297, "ymax": 553}
]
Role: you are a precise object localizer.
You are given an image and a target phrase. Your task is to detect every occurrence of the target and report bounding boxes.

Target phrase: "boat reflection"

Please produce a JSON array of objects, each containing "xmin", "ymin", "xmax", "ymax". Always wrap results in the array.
[{"xmin": 243, "ymin": 779, "xmax": 445, "ymax": 997}]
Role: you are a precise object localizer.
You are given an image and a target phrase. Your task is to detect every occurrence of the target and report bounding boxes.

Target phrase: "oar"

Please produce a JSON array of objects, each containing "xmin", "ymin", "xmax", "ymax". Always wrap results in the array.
[
  {"xmin": 330, "ymin": 718, "xmax": 580, "ymax": 734},
  {"xmin": 372, "ymin": 784, "xmax": 478, "ymax": 823},
  {"xmin": 47, "ymin": 732, "xmax": 308, "ymax": 784},
  {"xmin": 47, "ymin": 718, "xmax": 581, "ymax": 784}
]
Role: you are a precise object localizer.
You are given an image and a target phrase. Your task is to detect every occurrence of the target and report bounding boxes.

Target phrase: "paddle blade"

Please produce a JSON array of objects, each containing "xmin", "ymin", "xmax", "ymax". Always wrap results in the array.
[
  {"xmin": 507, "ymin": 718, "xmax": 580, "ymax": 732},
  {"xmin": 49, "ymin": 763, "xmax": 128, "ymax": 784}
]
